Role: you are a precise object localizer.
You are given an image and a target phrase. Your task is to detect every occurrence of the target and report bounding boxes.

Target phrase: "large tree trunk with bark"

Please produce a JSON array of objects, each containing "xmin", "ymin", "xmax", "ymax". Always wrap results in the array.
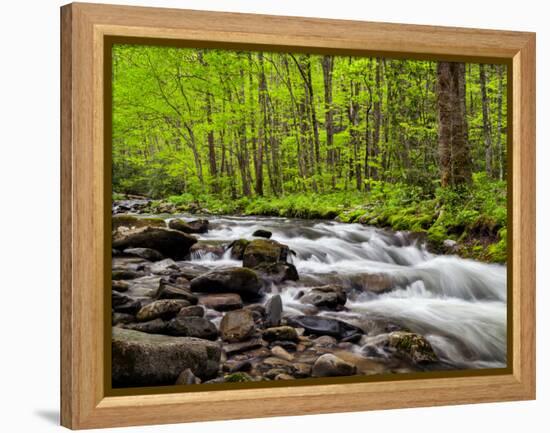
[{"xmin": 437, "ymin": 61, "xmax": 472, "ymax": 187}]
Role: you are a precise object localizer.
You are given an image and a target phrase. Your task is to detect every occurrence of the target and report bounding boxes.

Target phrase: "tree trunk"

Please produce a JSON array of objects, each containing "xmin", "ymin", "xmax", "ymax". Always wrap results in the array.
[
  {"xmin": 321, "ymin": 55, "xmax": 335, "ymax": 188},
  {"xmin": 479, "ymin": 64, "xmax": 493, "ymax": 177},
  {"xmin": 204, "ymin": 92, "xmax": 218, "ymax": 193},
  {"xmin": 437, "ymin": 61, "xmax": 472, "ymax": 187},
  {"xmin": 372, "ymin": 58, "xmax": 382, "ymax": 181},
  {"xmin": 256, "ymin": 52, "xmax": 266, "ymax": 196},
  {"xmin": 496, "ymin": 65, "xmax": 505, "ymax": 180}
]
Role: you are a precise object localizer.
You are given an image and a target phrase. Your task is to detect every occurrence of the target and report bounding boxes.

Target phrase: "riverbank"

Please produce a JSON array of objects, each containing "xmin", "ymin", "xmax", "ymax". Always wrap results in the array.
[
  {"xmin": 114, "ymin": 174, "xmax": 507, "ymax": 263},
  {"xmin": 111, "ymin": 212, "xmax": 506, "ymax": 388}
]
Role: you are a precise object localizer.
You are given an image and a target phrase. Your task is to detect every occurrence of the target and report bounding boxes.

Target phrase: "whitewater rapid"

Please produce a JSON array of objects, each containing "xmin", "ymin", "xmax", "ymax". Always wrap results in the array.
[{"xmin": 178, "ymin": 214, "xmax": 507, "ymax": 370}]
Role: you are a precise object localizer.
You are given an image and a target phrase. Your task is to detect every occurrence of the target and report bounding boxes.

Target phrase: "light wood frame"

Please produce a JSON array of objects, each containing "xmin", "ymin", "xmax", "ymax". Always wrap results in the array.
[{"xmin": 61, "ymin": 2, "xmax": 536, "ymax": 429}]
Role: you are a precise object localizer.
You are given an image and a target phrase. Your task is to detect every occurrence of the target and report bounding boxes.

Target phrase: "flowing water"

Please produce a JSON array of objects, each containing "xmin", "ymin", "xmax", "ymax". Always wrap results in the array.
[{"xmin": 176, "ymin": 214, "xmax": 507, "ymax": 371}]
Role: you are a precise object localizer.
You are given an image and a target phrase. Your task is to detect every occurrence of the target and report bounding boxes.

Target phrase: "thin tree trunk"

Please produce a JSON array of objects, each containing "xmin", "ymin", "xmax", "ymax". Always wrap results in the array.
[
  {"xmin": 496, "ymin": 65, "xmax": 504, "ymax": 180},
  {"xmin": 256, "ymin": 52, "xmax": 266, "ymax": 196},
  {"xmin": 480, "ymin": 63, "xmax": 493, "ymax": 177},
  {"xmin": 321, "ymin": 55, "xmax": 335, "ymax": 188}
]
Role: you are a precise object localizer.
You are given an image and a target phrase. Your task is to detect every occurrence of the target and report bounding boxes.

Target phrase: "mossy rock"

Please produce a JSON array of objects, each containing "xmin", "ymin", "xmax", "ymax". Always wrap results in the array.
[
  {"xmin": 388, "ymin": 331, "xmax": 438, "ymax": 364},
  {"xmin": 242, "ymin": 239, "xmax": 289, "ymax": 268},
  {"xmin": 224, "ymin": 372, "xmax": 253, "ymax": 383},
  {"xmin": 228, "ymin": 239, "xmax": 250, "ymax": 260},
  {"xmin": 112, "ymin": 214, "xmax": 166, "ymax": 231}
]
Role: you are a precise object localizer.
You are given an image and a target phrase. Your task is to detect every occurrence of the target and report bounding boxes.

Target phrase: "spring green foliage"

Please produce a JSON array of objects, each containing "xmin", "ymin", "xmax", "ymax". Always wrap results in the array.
[{"xmin": 112, "ymin": 44, "xmax": 508, "ymax": 263}]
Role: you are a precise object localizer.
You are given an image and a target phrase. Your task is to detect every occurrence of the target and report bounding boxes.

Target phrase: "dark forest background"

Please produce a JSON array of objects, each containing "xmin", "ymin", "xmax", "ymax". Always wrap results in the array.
[{"xmin": 112, "ymin": 45, "xmax": 507, "ymax": 262}]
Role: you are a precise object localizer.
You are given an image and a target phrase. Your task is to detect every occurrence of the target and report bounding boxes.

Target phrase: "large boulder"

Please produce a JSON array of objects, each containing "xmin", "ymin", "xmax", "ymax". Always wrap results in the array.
[
  {"xmin": 190, "ymin": 267, "xmax": 262, "ymax": 300},
  {"xmin": 112, "ymin": 227, "xmax": 197, "ymax": 260},
  {"xmin": 287, "ymin": 315, "xmax": 363, "ymax": 341},
  {"xmin": 242, "ymin": 239, "xmax": 289, "ymax": 268},
  {"xmin": 254, "ymin": 262, "xmax": 299, "ymax": 283},
  {"xmin": 112, "ymin": 327, "xmax": 221, "ymax": 386},
  {"xmin": 388, "ymin": 331, "xmax": 438, "ymax": 364},
  {"xmin": 299, "ymin": 285, "xmax": 347, "ymax": 310},
  {"xmin": 219, "ymin": 309, "xmax": 256, "ymax": 343},
  {"xmin": 312, "ymin": 353, "xmax": 357, "ymax": 377},
  {"xmin": 168, "ymin": 218, "xmax": 209, "ymax": 234},
  {"xmin": 166, "ymin": 316, "xmax": 218, "ymax": 341}
]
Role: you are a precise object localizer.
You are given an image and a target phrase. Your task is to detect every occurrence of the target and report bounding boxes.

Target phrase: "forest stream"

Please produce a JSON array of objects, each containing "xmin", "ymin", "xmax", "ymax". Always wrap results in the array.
[{"xmin": 111, "ymin": 211, "xmax": 507, "ymax": 387}]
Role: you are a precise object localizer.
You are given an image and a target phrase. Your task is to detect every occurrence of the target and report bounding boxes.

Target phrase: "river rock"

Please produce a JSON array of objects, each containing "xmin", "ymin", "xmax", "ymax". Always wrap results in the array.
[
  {"xmin": 155, "ymin": 281, "xmax": 198, "ymax": 304},
  {"xmin": 123, "ymin": 318, "xmax": 168, "ymax": 334},
  {"xmin": 112, "ymin": 198, "xmax": 151, "ymax": 215},
  {"xmin": 112, "ymin": 327, "xmax": 220, "ymax": 386},
  {"xmin": 223, "ymin": 338, "xmax": 264, "ymax": 355},
  {"xmin": 243, "ymin": 304, "xmax": 266, "ymax": 322},
  {"xmin": 176, "ymin": 263, "xmax": 210, "ymax": 280},
  {"xmin": 224, "ymin": 372, "xmax": 254, "ymax": 383},
  {"xmin": 292, "ymin": 362, "xmax": 312, "ymax": 378},
  {"xmin": 388, "ymin": 331, "xmax": 438, "ymax": 364},
  {"xmin": 190, "ymin": 267, "xmax": 262, "ymax": 300},
  {"xmin": 166, "ymin": 316, "xmax": 218, "ymax": 341},
  {"xmin": 300, "ymin": 285, "xmax": 347, "ymax": 310},
  {"xmin": 112, "ymin": 215, "xmax": 166, "ymax": 231},
  {"xmin": 112, "ymin": 280, "xmax": 130, "ymax": 292},
  {"xmin": 136, "ymin": 299, "xmax": 190, "ymax": 321},
  {"xmin": 252, "ymin": 229, "xmax": 272, "ymax": 239},
  {"xmin": 223, "ymin": 359, "xmax": 252, "ymax": 373},
  {"xmin": 112, "ymin": 312, "xmax": 135, "ymax": 325},
  {"xmin": 112, "ymin": 227, "xmax": 197, "ymax": 260},
  {"xmin": 112, "ymin": 292, "xmax": 141, "ymax": 315},
  {"xmin": 175, "ymin": 368, "xmax": 201, "ymax": 385},
  {"xmin": 177, "ymin": 305, "xmax": 205, "ymax": 318},
  {"xmin": 274, "ymin": 373, "xmax": 294, "ymax": 380},
  {"xmin": 220, "ymin": 309, "xmax": 256, "ymax": 343},
  {"xmin": 271, "ymin": 345, "xmax": 294, "ymax": 361},
  {"xmin": 168, "ymin": 218, "xmax": 209, "ymax": 234},
  {"xmin": 228, "ymin": 239, "xmax": 250, "ymax": 260},
  {"xmin": 287, "ymin": 315, "xmax": 363, "ymax": 340},
  {"xmin": 254, "ymin": 262, "xmax": 299, "ymax": 283},
  {"xmin": 149, "ymin": 258, "xmax": 180, "ymax": 275},
  {"xmin": 112, "ymin": 269, "xmax": 142, "ymax": 280},
  {"xmin": 313, "ymin": 335, "xmax": 338, "ymax": 347},
  {"xmin": 262, "ymin": 326, "xmax": 299, "ymax": 342},
  {"xmin": 312, "ymin": 353, "xmax": 357, "ymax": 377},
  {"xmin": 264, "ymin": 294, "xmax": 283, "ymax": 327},
  {"xmin": 199, "ymin": 293, "xmax": 243, "ymax": 311},
  {"xmin": 242, "ymin": 239, "xmax": 289, "ymax": 268},
  {"xmin": 123, "ymin": 247, "xmax": 164, "ymax": 262}
]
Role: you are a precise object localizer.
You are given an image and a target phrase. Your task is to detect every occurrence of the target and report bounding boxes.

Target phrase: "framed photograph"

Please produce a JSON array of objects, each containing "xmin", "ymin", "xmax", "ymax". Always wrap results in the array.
[{"xmin": 61, "ymin": 2, "xmax": 536, "ymax": 429}]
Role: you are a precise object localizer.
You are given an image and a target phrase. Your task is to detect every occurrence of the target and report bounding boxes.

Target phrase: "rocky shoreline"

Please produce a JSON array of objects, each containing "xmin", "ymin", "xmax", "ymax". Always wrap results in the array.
[{"xmin": 111, "ymin": 210, "xmax": 445, "ymax": 388}]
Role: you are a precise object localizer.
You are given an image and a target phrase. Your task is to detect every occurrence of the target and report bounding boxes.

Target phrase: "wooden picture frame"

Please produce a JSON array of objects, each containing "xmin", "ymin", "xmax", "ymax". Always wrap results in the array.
[{"xmin": 60, "ymin": 2, "xmax": 536, "ymax": 429}]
